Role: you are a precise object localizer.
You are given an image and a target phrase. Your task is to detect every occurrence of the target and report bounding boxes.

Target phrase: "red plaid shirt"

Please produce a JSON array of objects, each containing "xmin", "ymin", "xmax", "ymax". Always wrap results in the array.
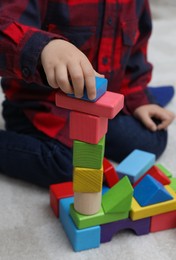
[{"xmin": 0, "ymin": 0, "xmax": 153, "ymax": 147}]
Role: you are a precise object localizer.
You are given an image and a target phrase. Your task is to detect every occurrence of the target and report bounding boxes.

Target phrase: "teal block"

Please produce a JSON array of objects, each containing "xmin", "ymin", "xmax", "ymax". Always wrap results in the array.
[
  {"xmin": 60, "ymin": 197, "xmax": 100, "ymax": 252},
  {"xmin": 116, "ymin": 149, "xmax": 155, "ymax": 184},
  {"xmin": 67, "ymin": 76, "xmax": 107, "ymax": 102},
  {"xmin": 134, "ymin": 175, "xmax": 173, "ymax": 207}
]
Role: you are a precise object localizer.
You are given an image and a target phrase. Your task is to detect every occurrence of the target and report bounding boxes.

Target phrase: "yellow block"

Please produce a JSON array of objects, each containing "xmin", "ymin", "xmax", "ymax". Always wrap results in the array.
[
  {"xmin": 73, "ymin": 166, "xmax": 103, "ymax": 192},
  {"xmin": 130, "ymin": 185, "xmax": 176, "ymax": 220}
]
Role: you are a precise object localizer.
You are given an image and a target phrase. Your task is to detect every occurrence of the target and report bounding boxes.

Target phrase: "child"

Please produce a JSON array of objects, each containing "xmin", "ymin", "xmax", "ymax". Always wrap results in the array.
[{"xmin": 0, "ymin": 0, "xmax": 174, "ymax": 187}]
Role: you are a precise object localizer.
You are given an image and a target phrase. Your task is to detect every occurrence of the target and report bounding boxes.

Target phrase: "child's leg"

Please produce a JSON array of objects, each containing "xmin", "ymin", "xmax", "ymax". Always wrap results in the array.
[
  {"xmin": 105, "ymin": 112, "xmax": 168, "ymax": 163},
  {"xmin": 0, "ymin": 130, "xmax": 73, "ymax": 188}
]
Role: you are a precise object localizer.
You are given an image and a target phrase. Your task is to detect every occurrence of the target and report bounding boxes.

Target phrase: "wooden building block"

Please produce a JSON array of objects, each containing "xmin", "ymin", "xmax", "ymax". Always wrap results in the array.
[
  {"xmin": 103, "ymin": 158, "xmax": 119, "ymax": 188},
  {"xmin": 101, "ymin": 217, "xmax": 151, "ymax": 243},
  {"xmin": 73, "ymin": 166, "xmax": 103, "ymax": 193},
  {"xmin": 50, "ymin": 182, "xmax": 73, "ymax": 217},
  {"xmin": 150, "ymin": 210, "xmax": 176, "ymax": 232},
  {"xmin": 130, "ymin": 186, "xmax": 176, "ymax": 220},
  {"xmin": 69, "ymin": 111, "xmax": 108, "ymax": 144},
  {"xmin": 70, "ymin": 203, "xmax": 129, "ymax": 229},
  {"xmin": 116, "ymin": 149, "xmax": 156, "ymax": 184},
  {"xmin": 60, "ymin": 197, "xmax": 100, "ymax": 252},
  {"xmin": 134, "ymin": 175, "xmax": 173, "ymax": 207},
  {"xmin": 156, "ymin": 164, "xmax": 173, "ymax": 178},
  {"xmin": 55, "ymin": 90, "xmax": 124, "ymax": 119},
  {"xmin": 74, "ymin": 191, "xmax": 102, "ymax": 215},
  {"xmin": 170, "ymin": 177, "xmax": 176, "ymax": 192},
  {"xmin": 102, "ymin": 176, "xmax": 133, "ymax": 214},
  {"xmin": 73, "ymin": 136, "xmax": 105, "ymax": 169},
  {"xmin": 146, "ymin": 165, "xmax": 171, "ymax": 185},
  {"xmin": 68, "ymin": 76, "xmax": 107, "ymax": 102}
]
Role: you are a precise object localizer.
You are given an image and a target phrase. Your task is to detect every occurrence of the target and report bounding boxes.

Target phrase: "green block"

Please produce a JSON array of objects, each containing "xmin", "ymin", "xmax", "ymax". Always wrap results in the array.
[
  {"xmin": 102, "ymin": 176, "xmax": 133, "ymax": 214},
  {"xmin": 170, "ymin": 178, "xmax": 176, "ymax": 192},
  {"xmin": 70, "ymin": 204, "xmax": 128, "ymax": 229},
  {"xmin": 73, "ymin": 136, "xmax": 105, "ymax": 169},
  {"xmin": 156, "ymin": 164, "xmax": 173, "ymax": 178}
]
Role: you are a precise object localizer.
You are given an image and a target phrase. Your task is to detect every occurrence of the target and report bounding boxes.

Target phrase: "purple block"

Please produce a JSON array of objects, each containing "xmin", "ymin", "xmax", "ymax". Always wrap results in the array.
[{"xmin": 100, "ymin": 217, "xmax": 151, "ymax": 243}]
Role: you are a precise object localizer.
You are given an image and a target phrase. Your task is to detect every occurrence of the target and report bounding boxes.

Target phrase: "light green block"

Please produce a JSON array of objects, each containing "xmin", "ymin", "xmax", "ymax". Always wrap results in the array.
[
  {"xmin": 156, "ymin": 164, "xmax": 173, "ymax": 178},
  {"xmin": 73, "ymin": 136, "xmax": 105, "ymax": 169},
  {"xmin": 170, "ymin": 178, "xmax": 176, "ymax": 192},
  {"xmin": 70, "ymin": 204, "xmax": 128, "ymax": 229},
  {"xmin": 102, "ymin": 176, "xmax": 133, "ymax": 214}
]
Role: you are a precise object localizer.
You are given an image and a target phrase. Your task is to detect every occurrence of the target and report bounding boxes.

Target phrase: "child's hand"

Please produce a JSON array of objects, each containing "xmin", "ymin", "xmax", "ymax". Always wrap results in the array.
[
  {"xmin": 41, "ymin": 39, "xmax": 104, "ymax": 100},
  {"xmin": 133, "ymin": 104, "xmax": 175, "ymax": 131}
]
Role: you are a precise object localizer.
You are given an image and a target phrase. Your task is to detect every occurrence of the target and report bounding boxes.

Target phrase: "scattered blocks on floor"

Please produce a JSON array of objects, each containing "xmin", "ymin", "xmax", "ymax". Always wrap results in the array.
[
  {"xmin": 130, "ymin": 185, "xmax": 176, "ymax": 220},
  {"xmin": 116, "ymin": 149, "xmax": 156, "ymax": 184},
  {"xmin": 134, "ymin": 175, "xmax": 173, "ymax": 207}
]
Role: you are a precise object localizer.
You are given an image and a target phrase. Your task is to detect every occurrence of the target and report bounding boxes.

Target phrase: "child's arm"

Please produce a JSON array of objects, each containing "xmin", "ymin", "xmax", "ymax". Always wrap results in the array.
[
  {"xmin": 41, "ymin": 39, "xmax": 103, "ymax": 100},
  {"xmin": 134, "ymin": 104, "xmax": 175, "ymax": 131}
]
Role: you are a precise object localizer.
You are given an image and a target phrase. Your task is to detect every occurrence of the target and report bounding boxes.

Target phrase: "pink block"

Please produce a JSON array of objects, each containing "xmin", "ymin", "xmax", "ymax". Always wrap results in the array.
[
  {"xmin": 55, "ymin": 91, "xmax": 124, "ymax": 119},
  {"xmin": 151, "ymin": 210, "xmax": 176, "ymax": 232},
  {"xmin": 69, "ymin": 111, "xmax": 108, "ymax": 144}
]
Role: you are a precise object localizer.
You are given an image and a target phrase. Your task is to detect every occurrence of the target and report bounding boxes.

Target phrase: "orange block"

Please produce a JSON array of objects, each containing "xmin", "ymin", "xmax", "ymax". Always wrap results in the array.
[
  {"xmin": 55, "ymin": 91, "xmax": 124, "ymax": 119},
  {"xmin": 70, "ymin": 111, "xmax": 108, "ymax": 144}
]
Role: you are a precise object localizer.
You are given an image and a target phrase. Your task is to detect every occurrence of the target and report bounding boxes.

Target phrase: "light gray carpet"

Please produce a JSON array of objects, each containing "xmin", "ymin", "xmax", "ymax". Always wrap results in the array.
[{"xmin": 0, "ymin": 1, "xmax": 176, "ymax": 259}]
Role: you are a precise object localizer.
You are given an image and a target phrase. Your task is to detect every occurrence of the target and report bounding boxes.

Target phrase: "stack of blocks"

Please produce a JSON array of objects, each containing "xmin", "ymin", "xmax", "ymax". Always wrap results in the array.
[{"xmin": 50, "ymin": 78, "xmax": 176, "ymax": 252}]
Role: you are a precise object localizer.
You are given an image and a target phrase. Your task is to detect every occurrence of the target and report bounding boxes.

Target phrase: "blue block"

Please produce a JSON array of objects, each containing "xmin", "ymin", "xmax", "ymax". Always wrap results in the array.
[
  {"xmin": 134, "ymin": 175, "xmax": 173, "ymax": 206},
  {"xmin": 116, "ymin": 149, "xmax": 155, "ymax": 184},
  {"xmin": 67, "ymin": 77, "xmax": 108, "ymax": 102},
  {"xmin": 60, "ymin": 197, "xmax": 100, "ymax": 252}
]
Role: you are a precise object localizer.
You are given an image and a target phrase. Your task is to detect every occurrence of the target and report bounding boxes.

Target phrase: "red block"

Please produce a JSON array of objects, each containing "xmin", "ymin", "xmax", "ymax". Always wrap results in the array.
[
  {"xmin": 50, "ymin": 182, "xmax": 73, "ymax": 217},
  {"xmin": 146, "ymin": 165, "xmax": 171, "ymax": 185},
  {"xmin": 133, "ymin": 165, "xmax": 171, "ymax": 188},
  {"xmin": 55, "ymin": 91, "xmax": 124, "ymax": 119},
  {"xmin": 70, "ymin": 111, "xmax": 108, "ymax": 144},
  {"xmin": 103, "ymin": 158, "xmax": 119, "ymax": 188},
  {"xmin": 151, "ymin": 210, "xmax": 176, "ymax": 232}
]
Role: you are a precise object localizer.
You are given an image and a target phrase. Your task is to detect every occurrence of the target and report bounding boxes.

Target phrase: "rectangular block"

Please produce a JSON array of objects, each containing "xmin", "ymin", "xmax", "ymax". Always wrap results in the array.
[
  {"xmin": 116, "ymin": 149, "xmax": 156, "ymax": 184},
  {"xmin": 130, "ymin": 185, "xmax": 176, "ymax": 220},
  {"xmin": 150, "ymin": 210, "xmax": 176, "ymax": 232},
  {"xmin": 55, "ymin": 90, "xmax": 124, "ymax": 119},
  {"xmin": 73, "ymin": 166, "xmax": 103, "ymax": 192},
  {"xmin": 60, "ymin": 197, "xmax": 100, "ymax": 251},
  {"xmin": 68, "ymin": 76, "xmax": 107, "ymax": 102},
  {"xmin": 50, "ymin": 182, "xmax": 73, "ymax": 217},
  {"xmin": 70, "ymin": 111, "xmax": 108, "ymax": 144},
  {"xmin": 73, "ymin": 136, "xmax": 105, "ymax": 169},
  {"xmin": 101, "ymin": 217, "xmax": 151, "ymax": 243},
  {"xmin": 103, "ymin": 158, "xmax": 119, "ymax": 188}
]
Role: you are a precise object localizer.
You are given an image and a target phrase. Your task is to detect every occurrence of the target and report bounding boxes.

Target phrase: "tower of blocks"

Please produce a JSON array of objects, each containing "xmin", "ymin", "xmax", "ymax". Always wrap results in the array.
[{"xmin": 50, "ymin": 78, "xmax": 176, "ymax": 252}]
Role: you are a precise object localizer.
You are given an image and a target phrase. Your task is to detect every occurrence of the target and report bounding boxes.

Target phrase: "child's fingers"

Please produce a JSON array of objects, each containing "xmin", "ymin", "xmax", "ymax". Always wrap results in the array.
[
  {"xmin": 54, "ymin": 66, "xmax": 73, "ymax": 94},
  {"xmin": 81, "ymin": 60, "xmax": 96, "ymax": 100},
  {"xmin": 67, "ymin": 63, "xmax": 84, "ymax": 98}
]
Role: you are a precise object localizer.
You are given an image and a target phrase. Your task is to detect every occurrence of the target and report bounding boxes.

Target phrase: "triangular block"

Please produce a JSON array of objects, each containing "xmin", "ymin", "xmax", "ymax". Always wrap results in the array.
[
  {"xmin": 102, "ymin": 176, "xmax": 133, "ymax": 214},
  {"xmin": 134, "ymin": 175, "xmax": 173, "ymax": 207}
]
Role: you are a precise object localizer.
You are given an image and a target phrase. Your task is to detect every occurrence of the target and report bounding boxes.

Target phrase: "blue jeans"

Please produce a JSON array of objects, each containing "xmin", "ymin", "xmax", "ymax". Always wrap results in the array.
[{"xmin": 0, "ymin": 112, "xmax": 167, "ymax": 188}]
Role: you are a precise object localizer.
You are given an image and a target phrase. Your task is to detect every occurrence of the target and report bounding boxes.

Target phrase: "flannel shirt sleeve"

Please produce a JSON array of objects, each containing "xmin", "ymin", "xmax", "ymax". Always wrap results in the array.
[
  {"xmin": 0, "ymin": 0, "xmax": 66, "ymax": 86},
  {"xmin": 120, "ymin": 0, "xmax": 155, "ymax": 115}
]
